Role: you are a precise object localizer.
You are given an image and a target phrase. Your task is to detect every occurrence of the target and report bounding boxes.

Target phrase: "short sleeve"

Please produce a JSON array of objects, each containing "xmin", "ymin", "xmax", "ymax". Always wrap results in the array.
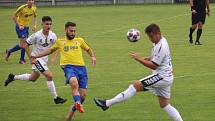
[
  {"xmin": 15, "ymin": 4, "xmax": 26, "ymax": 16},
  {"xmin": 26, "ymin": 33, "xmax": 36, "ymax": 45},
  {"xmin": 80, "ymin": 38, "xmax": 90, "ymax": 51},
  {"xmin": 51, "ymin": 33, "xmax": 57, "ymax": 45},
  {"xmin": 151, "ymin": 44, "xmax": 166, "ymax": 66}
]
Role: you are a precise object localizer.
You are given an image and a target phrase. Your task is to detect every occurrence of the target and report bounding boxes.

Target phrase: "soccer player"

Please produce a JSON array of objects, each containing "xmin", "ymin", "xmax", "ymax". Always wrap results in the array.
[
  {"xmin": 5, "ymin": 0, "xmax": 37, "ymax": 64},
  {"xmin": 29, "ymin": 22, "xmax": 96, "ymax": 120},
  {"xmin": 4, "ymin": 16, "xmax": 67, "ymax": 104},
  {"xmin": 94, "ymin": 24, "xmax": 183, "ymax": 121},
  {"xmin": 188, "ymin": 0, "xmax": 210, "ymax": 45}
]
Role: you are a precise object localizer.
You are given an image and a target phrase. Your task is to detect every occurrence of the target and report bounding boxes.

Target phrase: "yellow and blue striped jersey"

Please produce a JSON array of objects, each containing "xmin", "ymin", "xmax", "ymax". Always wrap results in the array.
[
  {"xmin": 51, "ymin": 37, "xmax": 90, "ymax": 66},
  {"xmin": 15, "ymin": 4, "xmax": 37, "ymax": 26}
]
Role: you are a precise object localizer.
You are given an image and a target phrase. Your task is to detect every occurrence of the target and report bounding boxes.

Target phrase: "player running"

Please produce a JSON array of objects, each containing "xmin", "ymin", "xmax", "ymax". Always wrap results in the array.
[
  {"xmin": 4, "ymin": 16, "xmax": 67, "ymax": 104},
  {"xmin": 188, "ymin": 0, "xmax": 210, "ymax": 45},
  {"xmin": 29, "ymin": 22, "xmax": 96, "ymax": 120},
  {"xmin": 94, "ymin": 24, "xmax": 183, "ymax": 121},
  {"xmin": 5, "ymin": 0, "xmax": 37, "ymax": 64}
]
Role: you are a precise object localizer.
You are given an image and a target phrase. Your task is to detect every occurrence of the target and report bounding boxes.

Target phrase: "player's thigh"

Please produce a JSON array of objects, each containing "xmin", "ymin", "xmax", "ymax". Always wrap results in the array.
[
  {"xmin": 77, "ymin": 66, "xmax": 88, "ymax": 89},
  {"xmin": 32, "ymin": 58, "xmax": 49, "ymax": 73},
  {"xmin": 192, "ymin": 13, "xmax": 199, "ymax": 25},
  {"xmin": 29, "ymin": 71, "xmax": 40, "ymax": 81}
]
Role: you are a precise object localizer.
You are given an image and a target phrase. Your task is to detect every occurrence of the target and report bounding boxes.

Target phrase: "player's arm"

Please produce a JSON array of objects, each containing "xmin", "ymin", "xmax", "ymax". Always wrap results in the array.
[
  {"xmin": 129, "ymin": 52, "xmax": 157, "ymax": 70},
  {"xmin": 189, "ymin": 0, "xmax": 197, "ymax": 14},
  {"xmin": 86, "ymin": 48, "xmax": 96, "ymax": 66},
  {"xmin": 32, "ymin": 48, "xmax": 56, "ymax": 59},
  {"xmin": 23, "ymin": 41, "xmax": 31, "ymax": 59},
  {"xmin": 12, "ymin": 5, "xmax": 25, "ymax": 29},
  {"xmin": 205, "ymin": 0, "xmax": 210, "ymax": 16},
  {"xmin": 32, "ymin": 8, "xmax": 37, "ymax": 32},
  {"xmin": 50, "ymin": 50, "xmax": 59, "ymax": 65}
]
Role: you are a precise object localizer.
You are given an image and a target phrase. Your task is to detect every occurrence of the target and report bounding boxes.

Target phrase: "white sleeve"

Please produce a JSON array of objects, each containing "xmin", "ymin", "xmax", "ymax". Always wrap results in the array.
[
  {"xmin": 26, "ymin": 33, "xmax": 36, "ymax": 45},
  {"xmin": 51, "ymin": 33, "xmax": 57, "ymax": 45},
  {"xmin": 151, "ymin": 44, "xmax": 166, "ymax": 66}
]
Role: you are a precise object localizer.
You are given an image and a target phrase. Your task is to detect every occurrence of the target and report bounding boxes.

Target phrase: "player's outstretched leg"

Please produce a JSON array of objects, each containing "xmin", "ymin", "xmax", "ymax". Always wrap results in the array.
[{"xmin": 94, "ymin": 84, "xmax": 138, "ymax": 111}]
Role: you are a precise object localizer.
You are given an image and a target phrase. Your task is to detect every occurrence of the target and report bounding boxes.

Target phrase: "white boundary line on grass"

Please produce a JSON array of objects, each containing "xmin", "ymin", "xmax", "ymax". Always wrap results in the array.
[{"xmin": 0, "ymin": 72, "xmax": 214, "ymax": 92}]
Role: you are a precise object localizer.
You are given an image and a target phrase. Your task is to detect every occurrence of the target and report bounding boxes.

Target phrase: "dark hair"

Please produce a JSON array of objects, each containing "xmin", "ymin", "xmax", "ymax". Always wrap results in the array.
[
  {"xmin": 42, "ymin": 16, "xmax": 52, "ymax": 22},
  {"xmin": 145, "ymin": 24, "xmax": 160, "ymax": 34},
  {"xmin": 65, "ymin": 22, "xmax": 76, "ymax": 28}
]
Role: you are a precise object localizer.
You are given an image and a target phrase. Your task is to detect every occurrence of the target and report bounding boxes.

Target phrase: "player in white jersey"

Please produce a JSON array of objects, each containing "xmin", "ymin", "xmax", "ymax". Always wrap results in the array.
[
  {"xmin": 4, "ymin": 16, "xmax": 67, "ymax": 104},
  {"xmin": 94, "ymin": 24, "xmax": 183, "ymax": 121}
]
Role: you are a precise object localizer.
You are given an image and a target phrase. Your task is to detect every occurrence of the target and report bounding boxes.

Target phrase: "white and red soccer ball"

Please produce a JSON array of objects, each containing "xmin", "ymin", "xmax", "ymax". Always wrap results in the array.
[{"xmin": 126, "ymin": 28, "xmax": 140, "ymax": 42}]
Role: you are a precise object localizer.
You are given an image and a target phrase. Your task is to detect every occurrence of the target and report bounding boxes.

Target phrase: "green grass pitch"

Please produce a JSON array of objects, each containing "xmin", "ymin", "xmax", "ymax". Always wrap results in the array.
[{"xmin": 0, "ymin": 4, "xmax": 215, "ymax": 121}]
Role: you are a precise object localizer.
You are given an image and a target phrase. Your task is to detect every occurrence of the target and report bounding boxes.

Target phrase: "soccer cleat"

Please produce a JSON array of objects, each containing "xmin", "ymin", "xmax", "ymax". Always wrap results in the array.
[
  {"xmin": 195, "ymin": 41, "xmax": 202, "ymax": 45},
  {"xmin": 5, "ymin": 73, "xmax": 15, "ymax": 86},
  {"xmin": 75, "ymin": 102, "xmax": 85, "ymax": 113},
  {"xmin": 189, "ymin": 35, "xmax": 193, "ymax": 44},
  {"xmin": 19, "ymin": 60, "xmax": 26, "ymax": 64},
  {"xmin": 54, "ymin": 96, "xmax": 67, "ymax": 104},
  {"xmin": 5, "ymin": 49, "xmax": 10, "ymax": 61},
  {"xmin": 65, "ymin": 106, "xmax": 76, "ymax": 121},
  {"xmin": 94, "ymin": 98, "xmax": 109, "ymax": 111}
]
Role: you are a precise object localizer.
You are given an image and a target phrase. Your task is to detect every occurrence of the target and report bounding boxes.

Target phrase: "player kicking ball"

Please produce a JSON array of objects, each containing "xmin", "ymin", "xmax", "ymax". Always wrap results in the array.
[
  {"xmin": 4, "ymin": 16, "xmax": 67, "ymax": 104},
  {"xmin": 94, "ymin": 24, "xmax": 183, "ymax": 121},
  {"xmin": 29, "ymin": 22, "xmax": 96, "ymax": 121}
]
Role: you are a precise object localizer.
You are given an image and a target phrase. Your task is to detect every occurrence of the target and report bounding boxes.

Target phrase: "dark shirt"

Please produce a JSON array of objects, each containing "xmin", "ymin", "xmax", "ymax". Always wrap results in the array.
[{"xmin": 193, "ymin": 0, "xmax": 206, "ymax": 13}]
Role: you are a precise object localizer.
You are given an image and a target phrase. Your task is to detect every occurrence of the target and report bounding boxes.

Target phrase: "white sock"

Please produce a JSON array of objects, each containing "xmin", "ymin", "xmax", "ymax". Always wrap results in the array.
[
  {"xmin": 106, "ymin": 85, "xmax": 136, "ymax": 107},
  {"xmin": 47, "ymin": 81, "xmax": 58, "ymax": 99},
  {"xmin": 14, "ymin": 74, "xmax": 30, "ymax": 80},
  {"xmin": 162, "ymin": 104, "xmax": 183, "ymax": 121}
]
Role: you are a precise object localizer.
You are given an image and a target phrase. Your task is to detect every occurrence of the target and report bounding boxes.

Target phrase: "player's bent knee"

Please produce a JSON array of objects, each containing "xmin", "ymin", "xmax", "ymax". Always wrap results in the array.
[
  {"xmin": 132, "ymin": 80, "xmax": 143, "ymax": 91},
  {"xmin": 70, "ymin": 80, "xmax": 78, "ymax": 88}
]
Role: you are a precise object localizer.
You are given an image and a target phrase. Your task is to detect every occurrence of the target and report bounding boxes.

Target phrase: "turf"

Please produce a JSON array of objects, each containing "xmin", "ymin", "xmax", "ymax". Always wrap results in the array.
[{"xmin": 0, "ymin": 4, "xmax": 215, "ymax": 121}]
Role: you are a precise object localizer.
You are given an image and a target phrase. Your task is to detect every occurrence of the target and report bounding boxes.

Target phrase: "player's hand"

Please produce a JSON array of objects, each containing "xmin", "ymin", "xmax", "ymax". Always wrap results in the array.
[
  {"xmin": 30, "ymin": 58, "xmax": 36, "ymax": 64},
  {"xmin": 91, "ymin": 56, "xmax": 96, "ymax": 66},
  {"xmin": 30, "ymin": 56, "xmax": 37, "ymax": 64},
  {"xmin": 129, "ymin": 51, "xmax": 141, "ymax": 60},
  {"xmin": 144, "ymin": 57, "xmax": 151, "ymax": 61},
  {"xmin": 19, "ymin": 25, "xmax": 24, "ymax": 30},
  {"xmin": 191, "ymin": 9, "xmax": 197, "ymax": 14},
  {"xmin": 32, "ymin": 25, "xmax": 37, "ymax": 32}
]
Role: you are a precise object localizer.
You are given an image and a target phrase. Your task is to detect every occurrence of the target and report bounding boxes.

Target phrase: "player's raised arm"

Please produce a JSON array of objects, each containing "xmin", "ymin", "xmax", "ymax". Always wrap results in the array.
[{"xmin": 129, "ymin": 51, "xmax": 158, "ymax": 70}]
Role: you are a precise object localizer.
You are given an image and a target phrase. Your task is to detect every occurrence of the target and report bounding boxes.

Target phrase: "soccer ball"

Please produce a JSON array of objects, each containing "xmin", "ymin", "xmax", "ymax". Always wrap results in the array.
[{"xmin": 126, "ymin": 28, "xmax": 140, "ymax": 42}]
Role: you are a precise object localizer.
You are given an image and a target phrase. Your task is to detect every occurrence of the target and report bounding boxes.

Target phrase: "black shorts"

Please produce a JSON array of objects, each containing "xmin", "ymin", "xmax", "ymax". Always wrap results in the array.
[{"xmin": 192, "ymin": 12, "xmax": 206, "ymax": 25}]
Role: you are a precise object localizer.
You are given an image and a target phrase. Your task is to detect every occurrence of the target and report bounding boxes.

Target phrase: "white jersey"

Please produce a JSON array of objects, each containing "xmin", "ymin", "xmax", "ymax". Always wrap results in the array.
[
  {"xmin": 26, "ymin": 29, "xmax": 57, "ymax": 63},
  {"xmin": 151, "ymin": 37, "xmax": 173, "ymax": 81}
]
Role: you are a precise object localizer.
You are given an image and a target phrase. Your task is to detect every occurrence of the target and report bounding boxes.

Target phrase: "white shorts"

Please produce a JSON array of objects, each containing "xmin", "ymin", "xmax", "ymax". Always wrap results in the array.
[
  {"xmin": 139, "ymin": 74, "xmax": 173, "ymax": 98},
  {"xmin": 32, "ymin": 58, "xmax": 49, "ymax": 73}
]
